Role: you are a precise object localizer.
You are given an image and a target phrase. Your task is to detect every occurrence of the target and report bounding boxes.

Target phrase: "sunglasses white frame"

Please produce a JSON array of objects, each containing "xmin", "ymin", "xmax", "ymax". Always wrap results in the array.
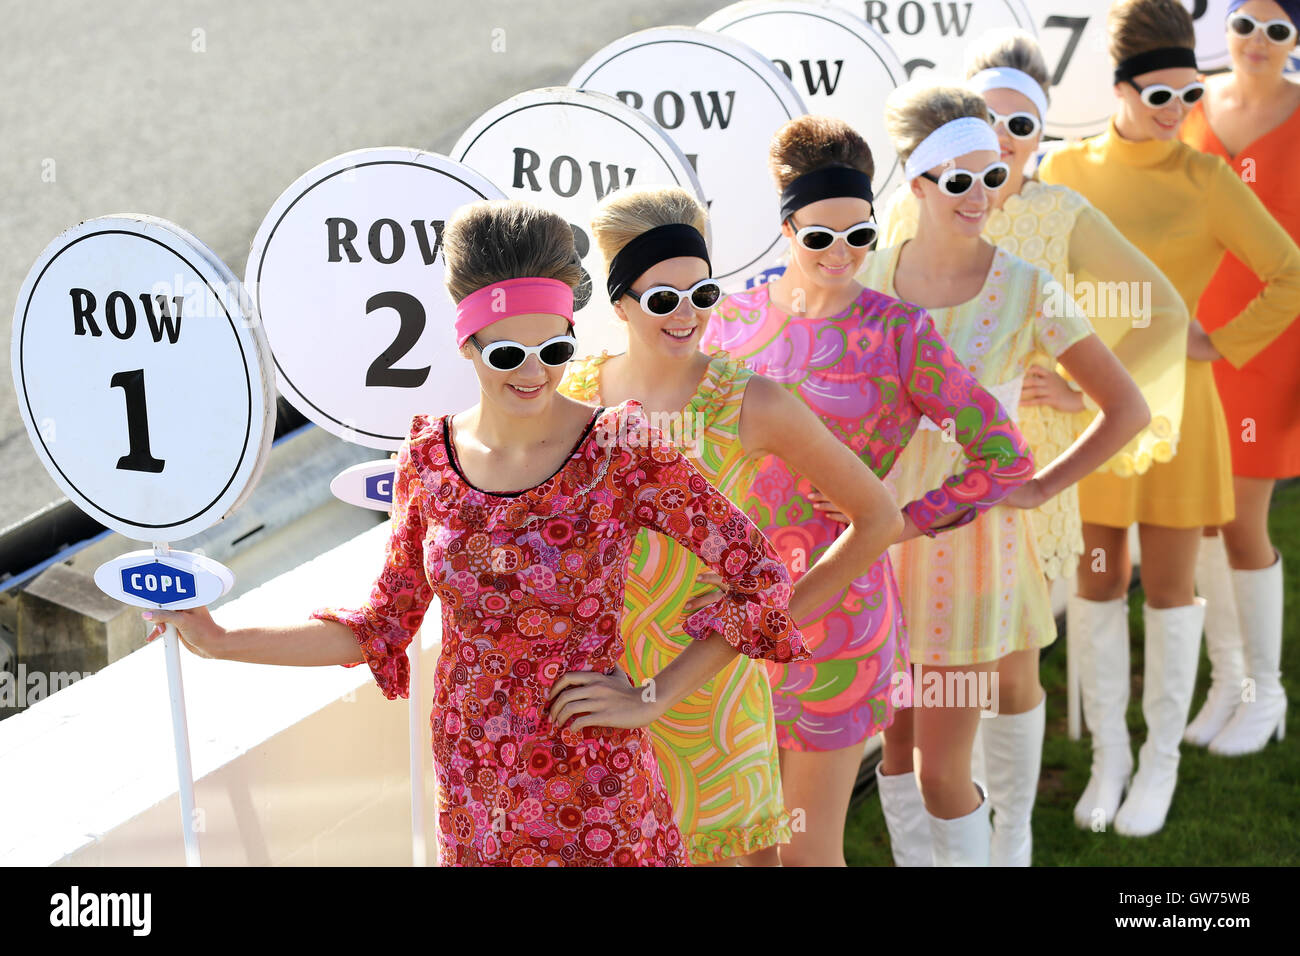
[
  {"xmin": 921, "ymin": 161, "xmax": 1011, "ymax": 196},
  {"xmin": 471, "ymin": 332, "xmax": 578, "ymax": 370},
  {"xmin": 987, "ymin": 108, "xmax": 1041, "ymax": 140},
  {"xmin": 628, "ymin": 277, "xmax": 722, "ymax": 316},
  {"xmin": 1126, "ymin": 78, "xmax": 1206, "ymax": 108},
  {"xmin": 1228, "ymin": 13, "xmax": 1298, "ymax": 45},
  {"xmin": 791, "ymin": 220, "xmax": 879, "ymax": 251}
]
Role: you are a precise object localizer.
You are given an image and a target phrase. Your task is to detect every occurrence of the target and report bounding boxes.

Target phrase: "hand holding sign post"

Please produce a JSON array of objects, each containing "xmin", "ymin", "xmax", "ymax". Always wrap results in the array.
[{"xmin": 246, "ymin": 148, "xmax": 498, "ymax": 864}]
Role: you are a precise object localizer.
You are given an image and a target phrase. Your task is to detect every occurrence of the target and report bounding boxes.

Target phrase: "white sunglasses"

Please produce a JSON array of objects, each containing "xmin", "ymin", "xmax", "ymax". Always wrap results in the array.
[
  {"xmin": 921, "ymin": 161, "xmax": 1010, "ymax": 196},
  {"xmin": 470, "ymin": 332, "xmax": 578, "ymax": 371},
  {"xmin": 987, "ymin": 108, "xmax": 1041, "ymax": 140},
  {"xmin": 791, "ymin": 220, "xmax": 879, "ymax": 251},
  {"xmin": 1228, "ymin": 13, "xmax": 1297, "ymax": 45},
  {"xmin": 1125, "ymin": 77, "xmax": 1205, "ymax": 108},
  {"xmin": 628, "ymin": 277, "xmax": 722, "ymax": 316}
]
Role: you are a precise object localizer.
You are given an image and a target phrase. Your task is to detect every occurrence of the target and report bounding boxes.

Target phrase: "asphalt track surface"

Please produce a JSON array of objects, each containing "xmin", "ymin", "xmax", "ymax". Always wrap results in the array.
[{"xmin": 0, "ymin": 0, "xmax": 733, "ymax": 534}]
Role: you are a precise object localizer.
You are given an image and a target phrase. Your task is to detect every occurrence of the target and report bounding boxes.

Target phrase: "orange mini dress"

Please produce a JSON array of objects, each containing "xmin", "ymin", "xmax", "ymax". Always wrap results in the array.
[{"xmin": 1180, "ymin": 98, "xmax": 1300, "ymax": 479}]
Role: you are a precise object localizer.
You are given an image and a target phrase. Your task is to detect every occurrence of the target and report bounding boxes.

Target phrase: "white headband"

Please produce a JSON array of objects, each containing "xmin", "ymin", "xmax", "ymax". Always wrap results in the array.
[
  {"xmin": 967, "ymin": 67, "xmax": 1050, "ymax": 121},
  {"xmin": 902, "ymin": 116, "xmax": 1001, "ymax": 181}
]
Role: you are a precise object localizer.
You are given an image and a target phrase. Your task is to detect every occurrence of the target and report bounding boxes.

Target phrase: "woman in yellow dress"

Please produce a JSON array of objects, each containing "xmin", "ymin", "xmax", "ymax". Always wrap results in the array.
[
  {"xmin": 872, "ymin": 27, "xmax": 1189, "ymax": 838},
  {"xmin": 857, "ymin": 82, "xmax": 1150, "ymax": 865},
  {"xmin": 1038, "ymin": 0, "xmax": 1300, "ymax": 836},
  {"xmin": 559, "ymin": 185, "xmax": 903, "ymax": 865}
]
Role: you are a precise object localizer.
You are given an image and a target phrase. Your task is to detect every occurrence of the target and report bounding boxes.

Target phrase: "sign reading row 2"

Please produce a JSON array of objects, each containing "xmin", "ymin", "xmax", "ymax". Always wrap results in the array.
[
  {"xmin": 247, "ymin": 148, "xmax": 496, "ymax": 451},
  {"xmin": 11, "ymin": 216, "xmax": 276, "ymax": 542},
  {"xmin": 452, "ymin": 87, "xmax": 707, "ymax": 359}
]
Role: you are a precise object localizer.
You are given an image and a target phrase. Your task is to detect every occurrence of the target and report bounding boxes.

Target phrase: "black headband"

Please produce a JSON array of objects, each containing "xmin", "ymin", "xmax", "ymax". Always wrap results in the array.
[
  {"xmin": 606, "ymin": 223, "xmax": 711, "ymax": 303},
  {"xmin": 779, "ymin": 166, "xmax": 874, "ymax": 222},
  {"xmin": 1113, "ymin": 46, "xmax": 1198, "ymax": 84}
]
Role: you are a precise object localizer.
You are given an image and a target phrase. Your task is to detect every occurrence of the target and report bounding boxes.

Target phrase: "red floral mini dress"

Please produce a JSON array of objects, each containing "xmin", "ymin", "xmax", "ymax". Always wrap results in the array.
[{"xmin": 311, "ymin": 400, "xmax": 808, "ymax": 865}]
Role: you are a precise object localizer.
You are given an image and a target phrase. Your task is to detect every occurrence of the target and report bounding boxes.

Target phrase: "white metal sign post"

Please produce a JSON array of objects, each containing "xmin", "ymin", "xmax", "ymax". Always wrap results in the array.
[
  {"xmin": 247, "ymin": 148, "xmax": 498, "ymax": 865},
  {"xmin": 11, "ymin": 215, "xmax": 277, "ymax": 866},
  {"xmin": 452, "ymin": 88, "xmax": 707, "ymax": 359},
  {"xmin": 570, "ymin": 27, "xmax": 807, "ymax": 294}
]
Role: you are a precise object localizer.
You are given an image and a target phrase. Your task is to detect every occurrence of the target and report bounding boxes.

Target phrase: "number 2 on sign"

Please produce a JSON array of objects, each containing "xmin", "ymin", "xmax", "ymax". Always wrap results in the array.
[
  {"xmin": 366, "ymin": 291, "xmax": 431, "ymax": 388},
  {"xmin": 111, "ymin": 368, "xmax": 165, "ymax": 473}
]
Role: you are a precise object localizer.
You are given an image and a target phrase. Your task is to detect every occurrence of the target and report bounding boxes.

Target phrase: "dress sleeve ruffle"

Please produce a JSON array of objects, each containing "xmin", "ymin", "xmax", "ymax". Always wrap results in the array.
[
  {"xmin": 309, "ymin": 414, "xmax": 436, "ymax": 700},
  {"xmin": 613, "ymin": 401, "xmax": 808, "ymax": 663}
]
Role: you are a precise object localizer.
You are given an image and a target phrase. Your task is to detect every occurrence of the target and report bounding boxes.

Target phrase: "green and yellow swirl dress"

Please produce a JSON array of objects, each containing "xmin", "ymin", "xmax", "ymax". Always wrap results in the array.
[{"xmin": 559, "ymin": 350, "xmax": 789, "ymax": 863}]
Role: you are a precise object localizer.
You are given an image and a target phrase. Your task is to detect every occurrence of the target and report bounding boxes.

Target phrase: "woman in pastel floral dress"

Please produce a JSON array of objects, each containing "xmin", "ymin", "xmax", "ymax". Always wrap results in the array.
[
  {"xmin": 858, "ymin": 83, "xmax": 1149, "ymax": 865},
  {"xmin": 702, "ymin": 114, "xmax": 1038, "ymax": 866},
  {"xmin": 141, "ymin": 199, "xmax": 809, "ymax": 866},
  {"xmin": 560, "ymin": 185, "xmax": 903, "ymax": 865}
]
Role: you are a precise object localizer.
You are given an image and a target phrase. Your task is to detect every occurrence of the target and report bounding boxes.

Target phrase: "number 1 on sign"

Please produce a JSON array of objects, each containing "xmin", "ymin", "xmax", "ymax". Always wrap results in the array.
[{"xmin": 111, "ymin": 368, "xmax": 165, "ymax": 473}]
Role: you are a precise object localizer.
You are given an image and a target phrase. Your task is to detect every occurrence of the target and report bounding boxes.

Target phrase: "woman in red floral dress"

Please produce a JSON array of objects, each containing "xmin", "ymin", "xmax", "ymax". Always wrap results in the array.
[{"xmin": 141, "ymin": 199, "xmax": 809, "ymax": 866}]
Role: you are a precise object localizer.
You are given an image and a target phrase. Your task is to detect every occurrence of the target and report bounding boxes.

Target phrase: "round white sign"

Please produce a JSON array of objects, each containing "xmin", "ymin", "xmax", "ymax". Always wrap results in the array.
[
  {"xmin": 570, "ymin": 27, "xmax": 806, "ymax": 294},
  {"xmin": 698, "ymin": 1, "xmax": 909, "ymax": 199},
  {"xmin": 452, "ymin": 88, "xmax": 708, "ymax": 358},
  {"xmin": 1021, "ymin": 1, "xmax": 1116, "ymax": 138},
  {"xmin": 247, "ymin": 148, "xmax": 497, "ymax": 450},
  {"xmin": 1186, "ymin": 0, "xmax": 1300, "ymax": 73},
  {"xmin": 825, "ymin": 0, "xmax": 1036, "ymax": 80},
  {"xmin": 11, "ymin": 215, "xmax": 276, "ymax": 542}
]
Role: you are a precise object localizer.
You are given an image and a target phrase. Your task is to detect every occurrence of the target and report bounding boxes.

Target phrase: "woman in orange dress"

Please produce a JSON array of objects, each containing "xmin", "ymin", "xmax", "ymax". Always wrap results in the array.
[{"xmin": 1177, "ymin": 0, "xmax": 1299, "ymax": 756}]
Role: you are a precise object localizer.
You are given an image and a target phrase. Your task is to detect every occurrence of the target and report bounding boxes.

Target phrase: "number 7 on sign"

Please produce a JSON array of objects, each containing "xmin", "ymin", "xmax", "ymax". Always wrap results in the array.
[{"xmin": 1044, "ymin": 15, "xmax": 1088, "ymax": 87}]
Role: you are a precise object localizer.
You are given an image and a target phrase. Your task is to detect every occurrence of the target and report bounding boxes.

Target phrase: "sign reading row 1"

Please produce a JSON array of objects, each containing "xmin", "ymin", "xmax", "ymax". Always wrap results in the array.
[
  {"xmin": 246, "ymin": 148, "xmax": 495, "ymax": 451},
  {"xmin": 11, "ymin": 215, "xmax": 276, "ymax": 542}
]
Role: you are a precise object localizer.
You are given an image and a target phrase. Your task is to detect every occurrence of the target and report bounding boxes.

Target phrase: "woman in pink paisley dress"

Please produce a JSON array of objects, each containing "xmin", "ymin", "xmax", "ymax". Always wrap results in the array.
[
  {"xmin": 142, "ymin": 200, "xmax": 808, "ymax": 866},
  {"xmin": 702, "ymin": 114, "xmax": 1036, "ymax": 866}
]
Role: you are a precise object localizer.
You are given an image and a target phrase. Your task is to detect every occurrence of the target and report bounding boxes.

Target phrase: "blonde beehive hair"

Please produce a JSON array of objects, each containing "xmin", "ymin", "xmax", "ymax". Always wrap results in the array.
[{"xmin": 588, "ymin": 185, "xmax": 710, "ymax": 270}]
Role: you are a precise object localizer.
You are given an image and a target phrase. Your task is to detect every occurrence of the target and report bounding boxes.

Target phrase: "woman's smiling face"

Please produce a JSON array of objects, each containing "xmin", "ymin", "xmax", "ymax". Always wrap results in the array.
[
  {"xmin": 910, "ymin": 147, "xmax": 1003, "ymax": 239},
  {"xmin": 982, "ymin": 87, "xmax": 1042, "ymax": 178},
  {"xmin": 780, "ymin": 195, "xmax": 875, "ymax": 287},
  {"xmin": 613, "ymin": 255, "xmax": 713, "ymax": 356},
  {"xmin": 1227, "ymin": 0, "xmax": 1298, "ymax": 77},
  {"xmin": 460, "ymin": 311, "xmax": 573, "ymax": 416},
  {"xmin": 1114, "ymin": 65, "xmax": 1203, "ymax": 140}
]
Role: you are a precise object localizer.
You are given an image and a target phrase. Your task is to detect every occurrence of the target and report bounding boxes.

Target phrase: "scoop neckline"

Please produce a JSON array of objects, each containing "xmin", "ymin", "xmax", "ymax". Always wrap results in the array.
[
  {"xmin": 887, "ymin": 241, "xmax": 1005, "ymax": 311},
  {"xmin": 441, "ymin": 405, "xmax": 605, "ymax": 498},
  {"xmin": 752, "ymin": 281, "xmax": 866, "ymax": 322}
]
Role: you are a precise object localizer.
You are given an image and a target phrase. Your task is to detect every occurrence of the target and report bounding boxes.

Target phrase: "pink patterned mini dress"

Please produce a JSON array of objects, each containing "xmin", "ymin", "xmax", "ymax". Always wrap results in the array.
[
  {"xmin": 702, "ymin": 284, "xmax": 1032, "ymax": 751},
  {"xmin": 311, "ymin": 400, "xmax": 808, "ymax": 865}
]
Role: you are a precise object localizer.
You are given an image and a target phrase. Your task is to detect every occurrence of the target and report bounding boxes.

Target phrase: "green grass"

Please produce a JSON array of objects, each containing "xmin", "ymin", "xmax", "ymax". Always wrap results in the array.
[{"xmin": 846, "ymin": 481, "xmax": 1300, "ymax": 866}]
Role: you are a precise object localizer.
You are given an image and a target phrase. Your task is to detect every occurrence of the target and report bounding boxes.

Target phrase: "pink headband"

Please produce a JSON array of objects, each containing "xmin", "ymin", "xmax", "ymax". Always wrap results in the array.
[{"xmin": 454, "ymin": 277, "xmax": 575, "ymax": 348}]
